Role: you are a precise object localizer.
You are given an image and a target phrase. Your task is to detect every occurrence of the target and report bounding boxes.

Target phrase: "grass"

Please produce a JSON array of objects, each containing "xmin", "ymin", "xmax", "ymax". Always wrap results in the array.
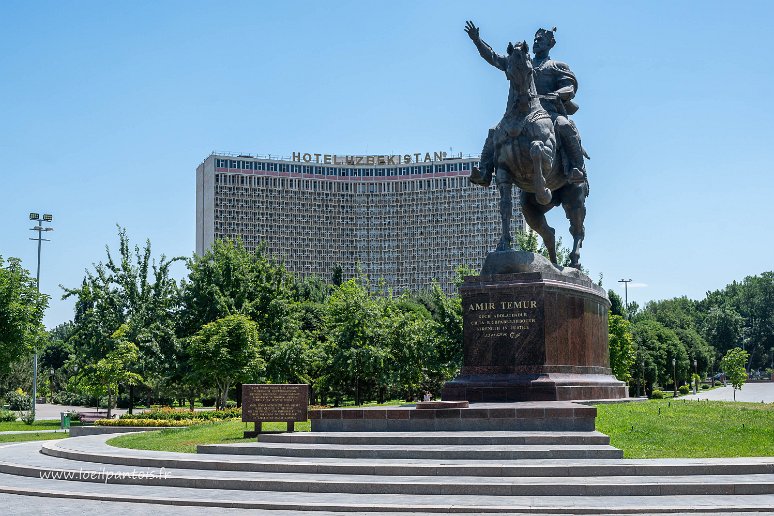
[
  {"xmin": 595, "ymin": 399, "xmax": 774, "ymax": 458},
  {"xmin": 0, "ymin": 420, "xmax": 78, "ymax": 432},
  {"xmin": 108, "ymin": 420, "xmax": 311, "ymax": 453},
  {"xmin": 0, "ymin": 432, "xmax": 70, "ymax": 444}
]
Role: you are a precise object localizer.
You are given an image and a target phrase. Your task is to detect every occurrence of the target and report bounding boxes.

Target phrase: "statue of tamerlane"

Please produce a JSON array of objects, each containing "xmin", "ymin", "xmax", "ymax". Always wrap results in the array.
[
  {"xmin": 462, "ymin": 21, "xmax": 590, "ymax": 269},
  {"xmin": 466, "ymin": 22, "xmax": 588, "ymax": 187}
]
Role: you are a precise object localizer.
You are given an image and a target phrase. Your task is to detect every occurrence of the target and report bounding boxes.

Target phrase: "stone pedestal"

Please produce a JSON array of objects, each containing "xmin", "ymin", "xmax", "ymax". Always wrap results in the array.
[{"xmin": 442, "ymin": 266, "xmax": 627, "ymax": 402}]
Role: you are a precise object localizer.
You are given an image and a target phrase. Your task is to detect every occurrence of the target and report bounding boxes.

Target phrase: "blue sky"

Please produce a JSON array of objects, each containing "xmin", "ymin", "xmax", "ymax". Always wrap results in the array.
[{"xmin": 1, "ymin": 0, "xmax": 772, "ymax": 328}]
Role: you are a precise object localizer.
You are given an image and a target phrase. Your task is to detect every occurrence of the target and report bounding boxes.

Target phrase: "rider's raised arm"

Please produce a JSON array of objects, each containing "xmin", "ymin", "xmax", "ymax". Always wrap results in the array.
[
  {"xmin": 465, "ymin": 21, "xmax": 506, "ymax": 72},
  {"xmin": 473, "ymin": 37, "xmax": 507, "ymax": 72}
]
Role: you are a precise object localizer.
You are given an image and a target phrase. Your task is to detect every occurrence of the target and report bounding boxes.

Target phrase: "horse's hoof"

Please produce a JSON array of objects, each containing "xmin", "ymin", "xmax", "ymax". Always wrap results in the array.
[{"xmin": 536, "ymin": 188, "xmax": 552, "ymax": 205}]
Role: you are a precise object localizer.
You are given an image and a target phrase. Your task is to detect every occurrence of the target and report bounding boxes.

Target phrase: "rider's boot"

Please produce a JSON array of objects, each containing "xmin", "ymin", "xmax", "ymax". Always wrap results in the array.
[
  {"xmin": 470, "ymin": 130, "xmax": 495, "ymax": 187},
  {"xmin": 557, "ymin": 120, "xmax": 587, "ymax": 184}
]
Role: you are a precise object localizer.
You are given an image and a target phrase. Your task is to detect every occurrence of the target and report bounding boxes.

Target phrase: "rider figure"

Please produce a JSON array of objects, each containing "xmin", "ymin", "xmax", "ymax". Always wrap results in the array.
[{"xmin": 465, "ymin": 23, "xmax": 587, "ymax": 187}]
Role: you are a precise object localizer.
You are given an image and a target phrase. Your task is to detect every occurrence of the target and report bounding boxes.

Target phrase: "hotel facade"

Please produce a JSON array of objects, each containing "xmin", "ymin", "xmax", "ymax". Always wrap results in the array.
[{"xmin": 195, "ymin": 152, "xmax": 525, "ymax": 292}]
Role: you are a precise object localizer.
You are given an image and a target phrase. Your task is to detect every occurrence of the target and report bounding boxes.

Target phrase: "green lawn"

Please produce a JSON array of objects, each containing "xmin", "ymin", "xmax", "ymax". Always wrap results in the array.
[
  {"xmin": 0, "ymin": 432, "xmax": 70, "ymax": 444},
  {"xmin": 0, "ymin": 420, "xmax": 76, "ymax": 432},
  {"xmin": 595, "ymin": 399, "xmax": 774, "ymax": 458},
  {"xmin": 108, "ymin": 420, "xmax": 311, "ymax": 453}
]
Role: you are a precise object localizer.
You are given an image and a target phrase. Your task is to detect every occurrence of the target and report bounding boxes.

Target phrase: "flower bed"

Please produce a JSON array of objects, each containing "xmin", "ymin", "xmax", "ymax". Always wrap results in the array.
[{"xmin": 95, "ymin": 418, "xmax": 194, "ymax": 427}]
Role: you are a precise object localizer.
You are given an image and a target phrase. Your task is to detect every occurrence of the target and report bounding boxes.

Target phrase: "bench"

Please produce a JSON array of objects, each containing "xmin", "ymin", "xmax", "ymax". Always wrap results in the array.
[{"xmin": 77, "ymin": 411, "xmax": 114, "ymax": 425}]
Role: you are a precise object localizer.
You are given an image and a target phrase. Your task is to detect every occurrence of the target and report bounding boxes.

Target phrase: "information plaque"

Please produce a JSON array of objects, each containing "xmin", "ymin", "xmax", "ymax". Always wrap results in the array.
[{"xmin": 241, "ymin": 384, "xmax": 309, "ymax": 437}]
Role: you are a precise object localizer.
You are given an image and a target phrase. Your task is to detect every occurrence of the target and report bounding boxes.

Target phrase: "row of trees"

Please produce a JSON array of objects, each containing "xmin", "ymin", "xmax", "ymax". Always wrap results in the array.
[
  {"xmin": 607, "ymin": 272, "xmax": 774, "ymax": 395},
  {"xmin": 2, "ymin": 227, "xmax": 772, "ymax": 409},
  {"xmin": 22, "ymin": 230, "xmax": 464, "ymax": 410}
]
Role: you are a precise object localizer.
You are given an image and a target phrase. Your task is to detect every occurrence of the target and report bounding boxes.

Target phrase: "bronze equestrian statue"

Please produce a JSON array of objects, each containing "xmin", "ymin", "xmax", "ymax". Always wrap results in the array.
[{"xmin": 465, "ymin": 22, "xmax": 589, "ymax": 269}]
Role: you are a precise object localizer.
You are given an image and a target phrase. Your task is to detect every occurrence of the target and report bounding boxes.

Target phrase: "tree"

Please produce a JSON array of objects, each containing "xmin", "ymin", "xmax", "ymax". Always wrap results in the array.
[
  {"xmin": 630, "ymin": 319, "xmax": 688, "ymax": 392},
  {"xmin": 63, "ymin": 227, "xmax": 182, "ymax": 410},
  {"xmin": 187, "ymin": 314, "xmax": 263, "ymax": 409},
  {"xmin": 702, "ymin": 306, "xmax": 743, "ymax": 356},
  {"xmin": 720, "ymin": 347, "xmax": 750, "ymax": 401},
  {"xmin": 0, "ymin": 256, "xmax": 49, "ymax": 373},
  {"xmin": 76, "ymin": 325, "xmax": 142, "ymax": 418},
  {"xmin": 180, "ymin": 239, "xmax": 298, "ymax": 348},
  {"xmin": 608, "ymin": 290, "xmax": 625, "ymax": 318},
  {"xmin": 608, "ymin": 315, "xmax": 635, "ymax": 383}
]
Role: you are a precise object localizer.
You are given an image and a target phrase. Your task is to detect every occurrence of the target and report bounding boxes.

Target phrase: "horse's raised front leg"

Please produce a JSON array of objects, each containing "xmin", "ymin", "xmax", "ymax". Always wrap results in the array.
[
  {"xmin": 561, "ymin": 184, "xmax": 587, "ymax": 269},
  {"xmin": 496, "ymin": 174, "xmax": 512, "ymax": 251},
  {"xmin": 520, "ymin": 191, "xmax": 557, "ymax": 264},
  {"xmin": 530, "ymin": 141, "xmax": 552, "ymax": 205}
]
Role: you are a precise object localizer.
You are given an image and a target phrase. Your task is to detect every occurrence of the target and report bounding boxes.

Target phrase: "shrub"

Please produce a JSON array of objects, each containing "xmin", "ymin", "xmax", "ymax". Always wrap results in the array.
[
  {"xmin": 701, "ymin": 384, "xmax": 710, "ymax": 390},
  {"xmin": 4, "ymin": 390, "xmax": 31, "ymax": 411},
  {"xmin": 714, "ymin": 380, "xmax": 722, "ymax": 386},
  {"xmin": 650, "ymin": 389, "xmax": 666, "ymax": 399},
  {"xmin": 119, "ymin": 407, "xmax": 241, "ymax": 422},
  {"xmin": 678, "ymin": 385, "xmax": 690, "ymax": 395},
  {"xmin": 0, "ymin": 409, "xmax": 17, "ymax": 422},
  {"xmin": 19, "ymin": 409, "xmax": 35, "ymax": 425}
]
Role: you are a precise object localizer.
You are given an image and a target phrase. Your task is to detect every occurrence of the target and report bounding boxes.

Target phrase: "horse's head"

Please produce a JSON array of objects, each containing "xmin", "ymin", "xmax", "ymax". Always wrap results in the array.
[{"xmin": 505, "ymin": 41, "xmax": 533, "ymax": 94}]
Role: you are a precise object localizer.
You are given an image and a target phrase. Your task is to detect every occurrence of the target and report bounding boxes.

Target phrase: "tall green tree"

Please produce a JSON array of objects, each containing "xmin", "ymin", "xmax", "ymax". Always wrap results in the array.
[
  {"xmin": 0, "ymin": 256, "xmax": 48, "ymax": 373},
  {"xmin": 608, "ymin": 315, "xmax": 635, "ymax": 383},
  {"xmin": 720, "ymin": 347, "xmax": 750, "ymax": 401},
  {"xmin": 631, "ymin": 319, "xmax": 688, "ymax": 392},
  {"xmin": 63, "ymin": 228, "xmax": 182, "ymax": 410},
  {"xmin": 608, "ymin": 290, "xmax": 626, "ymax": 318},
  {"xmin": 180, "ymin": 239, "xmax": 298, "ymax": 347},
  {"xmin": 187, "ymin": 314, "xmax": 263, "ymax": 409}
]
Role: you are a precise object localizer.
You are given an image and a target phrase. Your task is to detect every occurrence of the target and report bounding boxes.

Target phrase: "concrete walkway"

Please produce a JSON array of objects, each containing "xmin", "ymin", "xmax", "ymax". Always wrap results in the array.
[
  {"xmin": 0, "ymin": 432, "xmax": 772, "ymax": 514},
  {"xmin": 681, "ymin": 382, "xmax": 774, "ymax": 403},
  {"xmin": 0, "ymin": 429, "xmax": 66, "ymax": 436},
  {"xmin": 30, "ymin": 403, "xmax": 128, "ymax": 420}
]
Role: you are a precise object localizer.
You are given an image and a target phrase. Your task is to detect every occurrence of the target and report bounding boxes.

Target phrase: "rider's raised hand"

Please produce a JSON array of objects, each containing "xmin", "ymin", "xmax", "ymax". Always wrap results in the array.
[{"xmin": 465, "ymin": 21, "xmax": 480, "ymax": 41}]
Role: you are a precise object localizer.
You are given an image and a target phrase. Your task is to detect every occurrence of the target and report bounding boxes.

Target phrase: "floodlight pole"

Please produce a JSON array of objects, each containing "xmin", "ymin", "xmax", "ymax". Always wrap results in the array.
[
  {"xmin": 618, "ymin": 278, "xmax": 632, "ymax": 318},
  {"xmin": 29, "ymin": 213, "xmax": 53, "ymax": 420}
]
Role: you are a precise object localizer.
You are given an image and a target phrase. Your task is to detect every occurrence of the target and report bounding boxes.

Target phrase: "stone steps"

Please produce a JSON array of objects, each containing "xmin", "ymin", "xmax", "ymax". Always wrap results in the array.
[
  {"xmin": 38, "ymin": 438, "xmax": 774, "ymax": 479},
  {"xmin": 257, "ymin": 430, "xmax": 612, "ymax": 446},
  {"xmin": 1, "ymin": 469, "xmax": 773, "ymax": 514},
  {"xmin": 2, "ymin": 442, "xmax": 774, "ymax": 497},
  {"xmin": 197, "ymin": 441, "xmax": 623, "ymax": 460},
  {"xmin": 2, "ymin": 434, "xmax": 774, "ymax": 512}
]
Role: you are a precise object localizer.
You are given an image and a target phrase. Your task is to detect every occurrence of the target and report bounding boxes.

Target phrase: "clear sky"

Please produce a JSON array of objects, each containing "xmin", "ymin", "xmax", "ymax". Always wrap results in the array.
[{"xmin": 1, "ymin": 0, "xmax": 773, "ymax": 328}]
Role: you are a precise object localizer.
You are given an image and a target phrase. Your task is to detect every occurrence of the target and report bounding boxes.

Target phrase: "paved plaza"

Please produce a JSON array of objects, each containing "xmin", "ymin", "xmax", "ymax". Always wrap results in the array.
[{"xmin": 682, "ymin": 382, "xmax": 774, "ymax": 403}]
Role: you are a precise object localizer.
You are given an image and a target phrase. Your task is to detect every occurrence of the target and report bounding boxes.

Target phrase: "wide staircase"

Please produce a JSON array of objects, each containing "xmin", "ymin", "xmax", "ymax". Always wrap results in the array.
[{"xmin": 1, "ymin": 430, "xmax": 774, "ymax": 513}]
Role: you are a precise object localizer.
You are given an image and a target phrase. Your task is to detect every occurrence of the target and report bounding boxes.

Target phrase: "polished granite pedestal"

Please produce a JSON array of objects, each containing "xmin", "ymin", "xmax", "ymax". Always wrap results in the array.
[{"xmin": 442, "ymin": 265, "xmax": 627, "ymax": 402}]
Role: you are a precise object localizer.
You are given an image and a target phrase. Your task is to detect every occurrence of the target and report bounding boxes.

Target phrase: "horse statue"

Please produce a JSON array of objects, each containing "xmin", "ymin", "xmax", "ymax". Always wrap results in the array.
[{"xmin": 475, "ymin": 40, "xmax": 588, "ymax": 269}]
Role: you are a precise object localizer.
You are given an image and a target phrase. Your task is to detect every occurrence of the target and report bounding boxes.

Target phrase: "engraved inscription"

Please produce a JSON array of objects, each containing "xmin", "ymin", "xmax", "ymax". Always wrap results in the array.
[
  {"xmin": 242, "ymin": 384, "xmax": 308, "ymax": 422},
  {"xmin": 468, "ymin": 299, "xmax": 539, "ymax": 338}
]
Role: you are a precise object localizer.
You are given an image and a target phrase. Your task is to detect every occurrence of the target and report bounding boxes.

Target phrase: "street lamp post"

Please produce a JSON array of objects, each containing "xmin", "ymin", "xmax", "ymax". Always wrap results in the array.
[
  {"xmin": 640, "ymin": 360, "xmax": 645, "ymax": 398},
  {"xmin": 29, "ymin": 212, "xmax": 53, "ymax": 421},
  {"xmin": 693, "ymin": 359, "xmax": 698, "ymax": 394},
  {"xmin": 672, "ymin": 357, "xmax": 677, "ymax": 397},
  {"xmin": 618, "ymin": 278, "xmax": 632, "ymax": 318}
]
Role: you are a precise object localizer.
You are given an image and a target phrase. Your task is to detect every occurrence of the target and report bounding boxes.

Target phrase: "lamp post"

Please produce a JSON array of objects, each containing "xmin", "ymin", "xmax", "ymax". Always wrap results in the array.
[
  {"xmin": 693, "ymin": 359, "xmax": 698, "ymax": 394},
  {"xmin": 640, "ymin": 360, "xmax": 645, "ymax": 398},
  {"xmin": 672, "ymin": 357, "xmax": 677, "ymax": 397},
  {"xmin": 618, "ymin": 278, "xmax": 632, "ymax": 318},
  {"xmin": 29, "ymin": 212, "xmax": 53, "ymax": 421},
  {"xmin": 49, "ymin": 368, "xmax": 55, "ymax": 402}
]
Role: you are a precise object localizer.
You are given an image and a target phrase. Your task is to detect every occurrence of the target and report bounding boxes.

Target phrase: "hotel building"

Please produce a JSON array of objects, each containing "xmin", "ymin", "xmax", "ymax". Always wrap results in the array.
[{"xmin": 195, "ymin": 152, "xmax": 524, "ymax": 292}]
